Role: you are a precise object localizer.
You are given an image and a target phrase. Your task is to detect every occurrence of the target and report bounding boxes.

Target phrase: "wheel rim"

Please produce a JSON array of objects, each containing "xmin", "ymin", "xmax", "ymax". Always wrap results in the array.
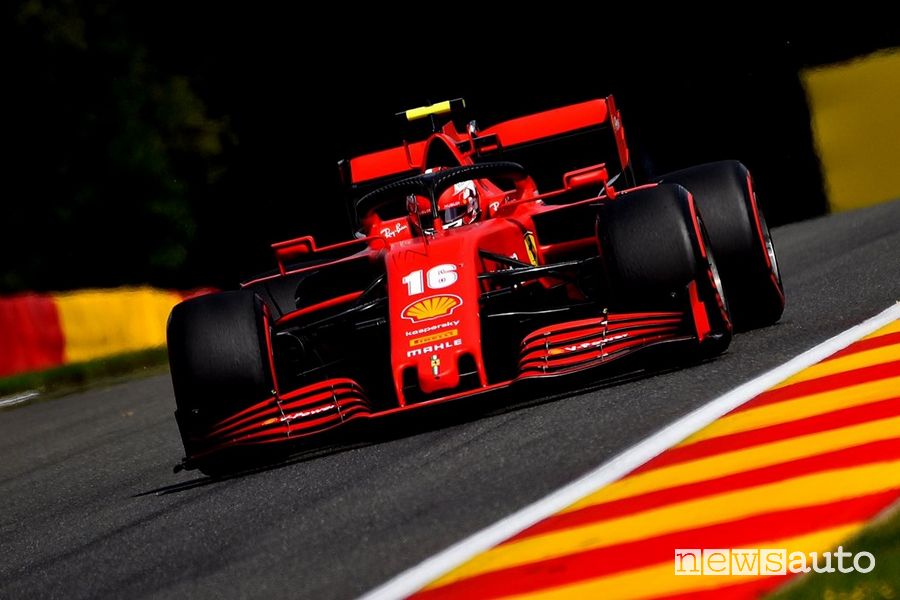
[
  {"xmin": 706, "ymin": 239, "xmax": 730, "ymax": 324},
  {"xmin": 757, "ymin": 207, "xmax": 782, "ymax": 286},
  {"xmin": 698, "ymin": 215, "xmax": 730, "ymax": 325},
  {"xmin": 708, "ymin": 247, "xmax": 725, "ymax": 305}
]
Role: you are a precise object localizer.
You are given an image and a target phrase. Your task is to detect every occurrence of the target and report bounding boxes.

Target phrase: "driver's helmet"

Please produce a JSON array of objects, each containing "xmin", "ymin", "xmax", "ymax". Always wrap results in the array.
[{"xmin": 436, "ymin": 179, "xmax": 480, "ymax": 228}]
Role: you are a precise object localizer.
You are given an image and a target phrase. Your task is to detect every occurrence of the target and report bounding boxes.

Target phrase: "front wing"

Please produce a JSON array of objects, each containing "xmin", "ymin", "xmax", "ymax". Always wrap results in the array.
[{"xmin": 180, "ymin": 311, "xmax": 695, "ymax": 466}]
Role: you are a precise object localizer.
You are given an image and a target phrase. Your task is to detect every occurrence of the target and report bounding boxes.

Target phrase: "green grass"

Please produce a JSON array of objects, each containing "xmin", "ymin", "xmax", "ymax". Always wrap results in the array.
[
  {"xmin": 768, "ymin": 502, "xmax": 900, "ymax": 599},
  {"xmin": 0, "ymin": 347, "xmax": 170, "ymax": 402}
]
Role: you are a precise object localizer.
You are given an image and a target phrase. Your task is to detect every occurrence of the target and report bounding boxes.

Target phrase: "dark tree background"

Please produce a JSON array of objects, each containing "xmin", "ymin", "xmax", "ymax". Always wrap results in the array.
[{"xmin": 6, "ymin": 3, "xmax": 899, "ymax": 291}]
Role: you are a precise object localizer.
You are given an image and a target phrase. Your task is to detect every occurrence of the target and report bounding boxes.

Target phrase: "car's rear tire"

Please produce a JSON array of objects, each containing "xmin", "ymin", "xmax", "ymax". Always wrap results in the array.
[
  {"xmin": 167, "ymin": 290, "xmax": 273, "ymax": 476},
  {"xmin": 597, "ymin": 183, "xmax": 732, "ymax": 357},
  {"xmin": 658, "ymin": 161, "xmax": 784, "ymax": 330}
]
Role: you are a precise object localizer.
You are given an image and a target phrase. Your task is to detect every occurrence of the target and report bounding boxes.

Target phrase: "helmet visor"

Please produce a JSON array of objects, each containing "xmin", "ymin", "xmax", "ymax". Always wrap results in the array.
[{"xmin": 442, "ymin": 204, "xmax": 469, "ymax": 226}]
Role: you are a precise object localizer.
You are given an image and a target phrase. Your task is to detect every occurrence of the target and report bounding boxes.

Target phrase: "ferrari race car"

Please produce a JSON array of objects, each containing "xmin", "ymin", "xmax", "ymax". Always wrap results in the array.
[{"xmin": 167, "ymin": 97, "xmax": 784, "ymax": 474}]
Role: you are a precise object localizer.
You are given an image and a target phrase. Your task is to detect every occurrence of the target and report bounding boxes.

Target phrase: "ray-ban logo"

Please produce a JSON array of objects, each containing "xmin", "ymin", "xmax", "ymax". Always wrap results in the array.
[{"xmin": 674, "ymin": 547, "xmax": 875, "ymax": 576}]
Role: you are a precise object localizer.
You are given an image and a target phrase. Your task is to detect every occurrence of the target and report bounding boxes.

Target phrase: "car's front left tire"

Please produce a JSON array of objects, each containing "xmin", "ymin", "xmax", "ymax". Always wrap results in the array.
[
  {"xmin": 597, "ymin": 182, "xmax": 732, "ymax": 357},
  {"xmin": 659, "ymin": 160, "xmax": 784, "ymax": 330}
]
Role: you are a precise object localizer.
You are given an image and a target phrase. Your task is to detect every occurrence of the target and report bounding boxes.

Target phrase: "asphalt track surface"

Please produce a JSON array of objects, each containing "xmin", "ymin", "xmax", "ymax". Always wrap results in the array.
[{"xmin": 2, "ymin": 201, "xmax": 899, "ymax": 600}]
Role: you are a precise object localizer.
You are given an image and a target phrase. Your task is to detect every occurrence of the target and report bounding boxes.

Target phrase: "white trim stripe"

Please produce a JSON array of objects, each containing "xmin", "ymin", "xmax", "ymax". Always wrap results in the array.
[
  {"xmin": 360, "ymin": 302, "xmax": 900, "ymax": 600},
  {"xmin": 0, "ymin": 390, "xmax": 40, "ymax": 409}
]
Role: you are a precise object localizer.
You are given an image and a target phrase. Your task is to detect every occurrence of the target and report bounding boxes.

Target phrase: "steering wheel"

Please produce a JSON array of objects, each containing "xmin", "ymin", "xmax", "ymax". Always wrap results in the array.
[{"xmin": 355, "ymin": 161, "xmax": 536, "ymax": 225}]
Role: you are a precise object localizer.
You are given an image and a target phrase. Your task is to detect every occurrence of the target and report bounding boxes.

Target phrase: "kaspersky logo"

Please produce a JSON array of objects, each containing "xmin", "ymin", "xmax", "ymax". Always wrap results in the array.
[{"xmin": 401, "ymin": 294, "xmax": 462, "ymax": 323}]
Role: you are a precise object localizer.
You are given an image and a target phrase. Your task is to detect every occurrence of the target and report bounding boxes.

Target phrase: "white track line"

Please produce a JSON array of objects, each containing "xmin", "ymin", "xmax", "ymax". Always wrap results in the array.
[
  {"xmin": 0, "ymin": 390, "xmax": 40, "ymax": 409},
  {"xmin": 360, "ymin": 302, "xmax": 900, "ymax": 600}
]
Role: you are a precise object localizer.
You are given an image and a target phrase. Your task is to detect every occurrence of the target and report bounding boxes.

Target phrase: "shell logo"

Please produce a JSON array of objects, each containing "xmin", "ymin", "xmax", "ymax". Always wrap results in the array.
[{"xmin": 401, "ymin": 294, "xmax": 463, "ymax": 323}]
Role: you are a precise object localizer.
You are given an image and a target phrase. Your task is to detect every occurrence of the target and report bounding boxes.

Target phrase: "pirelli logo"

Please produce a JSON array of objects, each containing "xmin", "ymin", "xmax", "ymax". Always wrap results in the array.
[{"xmin": 409, "ymin": 329, "xmax": 458, "ymax": 347}]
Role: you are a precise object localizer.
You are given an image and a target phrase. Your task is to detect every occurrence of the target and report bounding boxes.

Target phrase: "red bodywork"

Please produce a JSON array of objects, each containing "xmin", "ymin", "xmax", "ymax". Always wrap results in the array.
[{"xmin": 183, "ymin": 97, "xmax": 714, "ymax": 462}]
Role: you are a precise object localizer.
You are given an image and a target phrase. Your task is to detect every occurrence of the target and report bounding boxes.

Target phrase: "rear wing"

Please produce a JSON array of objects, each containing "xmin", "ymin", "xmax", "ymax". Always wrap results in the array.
[
  {"xmin": 482, "ymin": 97, "xmax": 627, "ymax": 168},
  {"xmin": 341, "ymin": 96, "xmax": 630, "ymax": 186},
  {"xmin": 338, "ymin": 96, "xmax": 634, "ymax": 236}
]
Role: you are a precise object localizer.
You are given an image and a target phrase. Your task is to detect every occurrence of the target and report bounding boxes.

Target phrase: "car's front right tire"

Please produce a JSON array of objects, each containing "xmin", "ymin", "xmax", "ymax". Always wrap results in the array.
[{"xmin": 167, "ymin": 289, "xmax": 273, "ymax": 476}]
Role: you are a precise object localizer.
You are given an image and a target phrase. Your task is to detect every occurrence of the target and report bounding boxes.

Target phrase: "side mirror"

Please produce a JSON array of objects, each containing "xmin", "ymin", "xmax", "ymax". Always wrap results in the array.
[{"xmin": 406, "ymin": 194, "xmax": 438, "ymax": 233}]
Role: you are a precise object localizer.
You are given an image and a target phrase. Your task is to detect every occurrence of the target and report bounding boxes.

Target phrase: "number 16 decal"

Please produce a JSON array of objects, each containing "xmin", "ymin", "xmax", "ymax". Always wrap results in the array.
[{"xmin": 402, "ymin": 263, "xmax": 458, "ymax": 296}]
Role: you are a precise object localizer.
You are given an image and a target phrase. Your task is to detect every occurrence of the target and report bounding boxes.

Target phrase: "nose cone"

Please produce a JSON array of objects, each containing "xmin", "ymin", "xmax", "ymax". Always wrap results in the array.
[
  {"xmin": 410, "ymin": 339, "xmax": 464, "ymax": 393},
  {"xmin": 399, "ymin": 297, "xmax": 471, "ymax": 396},
  {"xmin": 386, "ymin": 234, "xmax": 485, "ymax": 404}
]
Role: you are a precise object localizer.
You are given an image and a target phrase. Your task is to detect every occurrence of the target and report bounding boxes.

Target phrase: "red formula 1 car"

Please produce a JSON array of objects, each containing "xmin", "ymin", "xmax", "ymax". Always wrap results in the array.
[{"xmin": 167, "ymin": 97, "xmax": 784, "ymax": 474}]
